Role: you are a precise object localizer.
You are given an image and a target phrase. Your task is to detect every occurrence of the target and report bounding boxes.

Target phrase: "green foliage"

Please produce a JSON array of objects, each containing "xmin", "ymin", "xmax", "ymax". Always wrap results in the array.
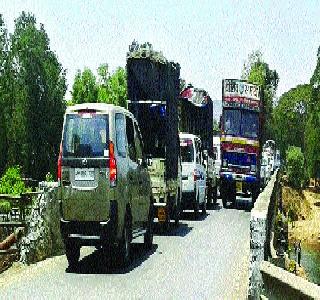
[
  {"xmin": 0, "ymin": 166, "xmax": 28, "ymax": 195},
  {"xmin": 288, "ymin": 259, "xmax": 296, "ymax": 273},
  {"xmin": 0, "ymin": 11, "xmax": 67, "ymax": 180},
  {"xmin": 286, "ymin": 146, "xmax": 305, "ymax": 189},
  {"xmin": 305, "ymin": 46, "xmax": 320, "ymax": 178},
  {"xmin": 242, "ymin": 50, "xmax": 279, "ymax": 143},
  {"xmin": 0, "ymin": 201, "xmax": 11, "ymax": 214},
  {"xmin": 72, "ymin": 68, "xmax": 98, "ymax": 103},
  {"xmin": 272, "ymin": 84, "xmax": 311, "ymax": 157},
  {"xmin": 72, "ymin": 64, "xmax": 128, "ymax": 108}
]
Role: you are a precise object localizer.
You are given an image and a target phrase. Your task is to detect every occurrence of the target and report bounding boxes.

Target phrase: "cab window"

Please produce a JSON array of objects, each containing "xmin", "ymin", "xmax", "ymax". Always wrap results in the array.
[
  {"xmin": 115, "ymin": 113, "xmax": 126, "ymax": 157},
  {"xmin": 126, "ymin": 116, "xmax": 137, "ymax": 162}
]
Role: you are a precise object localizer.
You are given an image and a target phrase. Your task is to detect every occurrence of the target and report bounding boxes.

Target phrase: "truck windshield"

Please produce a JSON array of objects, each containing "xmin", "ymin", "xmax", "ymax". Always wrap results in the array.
[
  {"xmin": 223, "ymin": 110, "xmax": 241, "ymax": 135},
  {"xmin": 180, "ymin": 139, "xmax": 194, "ymax": 162},
  {"xmin": 63, "ymin": 114, "xmax": 109, "ymax": 158},
  {"xmin": 241, "ymin": 111, "xmax": 259, "ymax": 138},
  {"xmin": 223, "ymin": 110, "xmax": 259, "ymax": 138}
]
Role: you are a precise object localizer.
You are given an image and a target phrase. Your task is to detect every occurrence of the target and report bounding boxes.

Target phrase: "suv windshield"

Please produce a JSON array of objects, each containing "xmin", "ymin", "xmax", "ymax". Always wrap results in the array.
[
  {"xmin": 63, "ymin": 113, "xmax": 109, "ymax": 158},
  {"xmin": 180, "ymin": 139, "xmax": 194, "ymax": 162}
]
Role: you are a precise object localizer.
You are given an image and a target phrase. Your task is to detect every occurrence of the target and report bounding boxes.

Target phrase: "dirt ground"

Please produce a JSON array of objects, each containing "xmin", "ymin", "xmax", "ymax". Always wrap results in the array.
[{"xmin": 282, "ymin": 186, "xmax": 320, "ymax": 244}]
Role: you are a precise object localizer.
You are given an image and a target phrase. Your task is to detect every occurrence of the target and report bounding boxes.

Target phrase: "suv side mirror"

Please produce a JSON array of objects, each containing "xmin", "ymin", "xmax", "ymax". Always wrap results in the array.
[{"xmin": 146, "ymin": 154, "xmax": 153, "ymax": 167}]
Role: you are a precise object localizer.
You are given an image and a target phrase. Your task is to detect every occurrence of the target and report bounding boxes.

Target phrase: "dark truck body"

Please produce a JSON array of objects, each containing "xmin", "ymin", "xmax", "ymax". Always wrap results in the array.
[
  {"xmin": 220, "ymin": 79, "xmax": 262, "ymax": 208},
  {"xmin": 179, "ymin": 87, "xmax": 218, "ymax": 204},
  {"xmin": 126, "ymin": 42, "xmax": 182, "ymax": 226}
]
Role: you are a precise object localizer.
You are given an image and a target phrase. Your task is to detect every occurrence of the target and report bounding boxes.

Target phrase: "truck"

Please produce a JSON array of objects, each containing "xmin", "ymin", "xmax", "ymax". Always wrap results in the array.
[
  {"xmin": 220, "ymin": 79, "xmax": 262, "ymax": 208},
  {"xmin": 179, "ymin": 86, "xmax": 218, "ymax": 206},
  {"xmin": 126, "ymin": 41, "xmax": 182, "ymax": 228}
]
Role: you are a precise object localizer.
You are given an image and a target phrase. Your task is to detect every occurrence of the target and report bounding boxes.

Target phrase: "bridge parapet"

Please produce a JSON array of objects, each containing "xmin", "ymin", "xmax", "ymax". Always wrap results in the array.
[{"xmin": 249, "ymin": 170, "xmax": 278, "ymax": 298}]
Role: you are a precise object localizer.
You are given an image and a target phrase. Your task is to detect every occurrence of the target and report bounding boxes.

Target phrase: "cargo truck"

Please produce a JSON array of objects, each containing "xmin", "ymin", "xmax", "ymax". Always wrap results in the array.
[
  {"xmin": 179, "ymin": 86, "xmax": 218, "ymax": 206},
  {"xmin": 220, "ymin": 79, "xmax": 262, "ymax": 208},
  {"xmin": 126, "ymin": 41, "xmax": 182, "ymax": 228}
]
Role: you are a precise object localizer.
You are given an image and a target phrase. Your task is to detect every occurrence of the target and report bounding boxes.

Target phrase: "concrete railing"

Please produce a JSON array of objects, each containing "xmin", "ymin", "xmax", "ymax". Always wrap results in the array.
[
  {"xmin": 260, "ymin": 261, "xmax": 320, "ymax": 299},
  {"xmin": 248, "ymin": 170, "xmax": 278, "ymax": 298}
]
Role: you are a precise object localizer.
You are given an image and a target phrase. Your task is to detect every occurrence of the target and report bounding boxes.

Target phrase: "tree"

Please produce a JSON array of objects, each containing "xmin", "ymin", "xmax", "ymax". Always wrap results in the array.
[
  {"xmin": 306, "ymin": 46, "xmax": 320, "ymax": 178},
  {"xmin": 286, "ymin": 146, "xmax": 305, "ymax": 189},
  {"xmin": 272, "ymin": 84, "xmax": 311, "ymax": 157},
  {"xmin": 9, "ymin": 12, "xmax": 66, "ymax": 180},
  {"xmin": 242, "ymin": 50, "xmax": 279, "ymax": 143},
  {"xmin": 72, "ymin": 68, "xmax": 98, "ymax": 104}
]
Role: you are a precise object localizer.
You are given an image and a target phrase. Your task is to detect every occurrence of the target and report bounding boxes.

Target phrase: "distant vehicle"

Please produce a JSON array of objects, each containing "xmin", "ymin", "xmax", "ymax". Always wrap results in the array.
[
  {"xmin": 275, "ymin": 150, "xmax": 281, "ymax": 169},
  {"xmin": 179, "ymin": 133, "xmax": 207, "ymax": 219},
  {"xmin": 212, "ymin": 136, "xmax": 221, "ymax": 179},
  {"xmin": 179, "ymin": 86, "xmax": 218, "ymax": 206},
  {"xmin": 58, "ymin": 103, "xmax": 154, "ymax": 269},
  {"xmin": 126, "ymin": 41, "xmax": 182, "ymax": 229}
]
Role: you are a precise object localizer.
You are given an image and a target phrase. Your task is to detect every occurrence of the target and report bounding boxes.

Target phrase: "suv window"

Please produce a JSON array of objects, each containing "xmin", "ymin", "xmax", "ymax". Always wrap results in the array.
[
  {"xmin": 195, "ymin": 140, "xmax": 202, "ymax": 164},
  {"xmin": 63, "ymin": 114, "xmax": 109, "ymax": 158},
  {"xmin": 126, "ymin": 116, "xmax": 137, "ymax": 162},
  {"xmin": 134, "ymin": 122, "xmax": 144, "ymax": 161},
  {"xmin": 115, "ymin": 113, "xmax": 126, "ymax": 157}
]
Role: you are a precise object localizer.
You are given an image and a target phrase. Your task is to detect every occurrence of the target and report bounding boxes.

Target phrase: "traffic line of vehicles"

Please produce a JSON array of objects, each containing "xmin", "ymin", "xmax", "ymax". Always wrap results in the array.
[{"xmin": 57, "ymin": 42, "xmax": 264, "ymax": 269}]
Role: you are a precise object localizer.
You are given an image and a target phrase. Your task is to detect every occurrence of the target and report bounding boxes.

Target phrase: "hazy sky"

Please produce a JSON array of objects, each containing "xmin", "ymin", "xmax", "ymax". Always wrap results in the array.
[{"xmin": 1, "ymin": 0, "xmax": 319, "ymax": 102}]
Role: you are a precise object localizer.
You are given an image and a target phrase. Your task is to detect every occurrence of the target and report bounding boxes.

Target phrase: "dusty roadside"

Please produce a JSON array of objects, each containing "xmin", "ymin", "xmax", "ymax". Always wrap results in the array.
[{"xmin": 285, "ymin": 189, "xmax": 320, "ymax": 244}]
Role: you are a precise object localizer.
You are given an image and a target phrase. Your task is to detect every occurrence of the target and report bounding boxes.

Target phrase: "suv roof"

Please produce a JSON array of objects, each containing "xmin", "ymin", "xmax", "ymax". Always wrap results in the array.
[{"xmin": 66, "ymin": 103, "xmax": 134, "ymax": 118}]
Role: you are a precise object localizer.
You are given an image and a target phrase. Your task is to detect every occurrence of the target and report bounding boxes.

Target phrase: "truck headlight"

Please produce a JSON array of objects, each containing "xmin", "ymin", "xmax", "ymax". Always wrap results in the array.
[{"xmin": 251, "ymin": 165, "xmax": 256, "ymax": 172}]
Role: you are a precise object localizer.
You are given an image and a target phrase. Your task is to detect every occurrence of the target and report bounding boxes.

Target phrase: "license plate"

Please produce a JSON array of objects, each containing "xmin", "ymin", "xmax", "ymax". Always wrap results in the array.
[
  {"xmin": 236, "ymin": 181, "xmax": 242, "ymax": 193},
  {"xmin": 75, "ymin": 168, "xmax": 95, "ymax": 181},
  {"xmin": 157, "ymin": 207, "xmax": 166, "ymax": 223}
]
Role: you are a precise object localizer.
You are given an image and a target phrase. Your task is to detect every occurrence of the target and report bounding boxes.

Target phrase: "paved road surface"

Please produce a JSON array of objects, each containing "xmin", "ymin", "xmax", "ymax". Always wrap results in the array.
[{"xmin": 0, "ymin": 200, "xmax": 251, "ymax": 299}]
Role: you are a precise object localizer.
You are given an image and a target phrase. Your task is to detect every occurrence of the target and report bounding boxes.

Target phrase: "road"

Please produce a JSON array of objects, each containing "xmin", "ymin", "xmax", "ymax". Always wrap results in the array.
[{"xmin": 0, "ymin": 199, "xmax": 251, "ymax": 299}]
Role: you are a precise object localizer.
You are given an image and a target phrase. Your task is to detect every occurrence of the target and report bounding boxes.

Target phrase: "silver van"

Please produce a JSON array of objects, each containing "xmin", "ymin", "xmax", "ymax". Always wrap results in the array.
[{"xmin": 58, "ymin": 103, "xmax": 153, "ymax": 268}]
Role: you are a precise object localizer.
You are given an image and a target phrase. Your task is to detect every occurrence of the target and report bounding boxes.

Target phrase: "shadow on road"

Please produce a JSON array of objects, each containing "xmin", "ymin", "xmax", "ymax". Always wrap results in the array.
[
  {"xmin": 66, "ymin": 243, "xmax": 158, "ymax": 275},
  {"xmin": 153, "ymin": 222, "xmax": 193, "ymax": 237},
  {"xmin": 180, "ymin": 211, "xmax": 208, "ymax": 221},
  {"xmin": 206, "ymin": 202, "xmax": 222, "ymax": 211}
]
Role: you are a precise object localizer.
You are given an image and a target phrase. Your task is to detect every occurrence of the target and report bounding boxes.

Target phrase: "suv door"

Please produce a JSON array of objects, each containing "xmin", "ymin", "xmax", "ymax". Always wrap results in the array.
[
  {"xmin": 61, "ymin": 112, "xmax": 110, "ymax": 221},
  {"xmin": 125, "ymin": 116, "xmax": 140, "ymax": 227},
  {"xmin": 134, "ymin": 121, "xmax": 150, "ymax": 224},
  {"xmin": 195, "ymin": 139, "xmax": 206, "ymax": 203}
]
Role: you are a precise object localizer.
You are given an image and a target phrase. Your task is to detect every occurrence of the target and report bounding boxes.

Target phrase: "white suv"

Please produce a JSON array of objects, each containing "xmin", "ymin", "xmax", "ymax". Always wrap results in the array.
[{"xmin": 179, "ymin": 133, "xmax": 206, "ymax": 219}]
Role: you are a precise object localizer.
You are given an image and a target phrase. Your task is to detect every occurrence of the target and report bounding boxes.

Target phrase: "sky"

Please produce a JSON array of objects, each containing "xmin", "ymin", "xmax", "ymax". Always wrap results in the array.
[{"xmin": 0, "ymin": 0, "xmax": 319, "ymax": 107}]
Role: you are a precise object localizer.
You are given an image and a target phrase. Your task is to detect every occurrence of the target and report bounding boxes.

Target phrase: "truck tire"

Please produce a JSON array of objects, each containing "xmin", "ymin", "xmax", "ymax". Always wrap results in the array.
[
  {"xmin": 201, "ymin": 200, "xmax": 207, "ymax": 215},
  {"xmin": 220, "ymin": 180, "xmax": 228, "ymax": 208},
  {"xmin": 118, "ymin": 215, "xmax": 131, "ymax": 267},
  {"xmin": 211, "ymin": 185, "xmax": 218, "ymax": 206},
  {"xmin": 194, "ymin": 195, "xmax": 200, "ymax": 220},
  {"xmin": 65, "ymin": 239, "xmax": 80, "ymax": 269},
  {"xmin": 144, "ymin": 201, "xmax": 154, "ymax": 250}
]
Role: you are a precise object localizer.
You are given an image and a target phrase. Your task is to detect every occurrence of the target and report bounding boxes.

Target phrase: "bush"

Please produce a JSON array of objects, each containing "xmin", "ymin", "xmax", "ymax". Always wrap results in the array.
[
  {"xmin": 286, "ymin": 146, "xmax": 305, "ymax": 189},
  {"xmin": 0, "ymin": 166, "xmax": 29, "ymax": 195}
]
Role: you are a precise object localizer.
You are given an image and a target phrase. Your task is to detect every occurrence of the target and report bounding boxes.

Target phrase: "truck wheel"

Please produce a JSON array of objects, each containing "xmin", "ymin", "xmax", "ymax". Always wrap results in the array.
[
  {"xmin": 221, "ymin": 195, "xmax": 228, "ymax": 208},
  {"xmin": 194, "ymin": 195, "xmax": 199, "ymax": 220},
  {"xmin": 118, "ymin": 215, "xmax": 131, "ymax": 267},
  {"xmin": 201, "ymin": 200, "xmax": 207, "ymax": 215},
  {"xmin": 144, "ymin": 202, "xmax": 154, "ymax": 250},
  {"xmin": 65, "ymin": 240, "xmax": 80, "ymax": 269},
  {"xmin": 212, "ymin": 185, "xmax": 218, "ymax": 206}
]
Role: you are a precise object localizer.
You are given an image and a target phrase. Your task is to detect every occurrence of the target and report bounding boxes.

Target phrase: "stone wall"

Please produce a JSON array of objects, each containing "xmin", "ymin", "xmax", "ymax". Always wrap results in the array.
[
  {"xmin": 248, "ymin": 171, "xmax": 278, "ymax": 299},
  {"xmin": 19, "ymin": 182, "xmax": 64, "ymax": 264}
]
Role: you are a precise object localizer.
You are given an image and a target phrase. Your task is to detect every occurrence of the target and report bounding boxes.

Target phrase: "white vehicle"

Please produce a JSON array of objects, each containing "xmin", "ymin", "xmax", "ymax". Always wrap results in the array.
[
  {"xmin": 212, "ymin": 136, "xmax": 221, "ymax": 178},
  {"xmin": 179, "ymin": 133, "xmax": 206, "ymax": 219}
]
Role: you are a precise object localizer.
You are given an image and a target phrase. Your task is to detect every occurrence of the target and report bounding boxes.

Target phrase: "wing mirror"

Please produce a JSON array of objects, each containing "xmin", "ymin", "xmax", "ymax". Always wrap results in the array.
[{"xmin": 146, "ymin": 154, "xmax": 153, "ymax": 167}]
